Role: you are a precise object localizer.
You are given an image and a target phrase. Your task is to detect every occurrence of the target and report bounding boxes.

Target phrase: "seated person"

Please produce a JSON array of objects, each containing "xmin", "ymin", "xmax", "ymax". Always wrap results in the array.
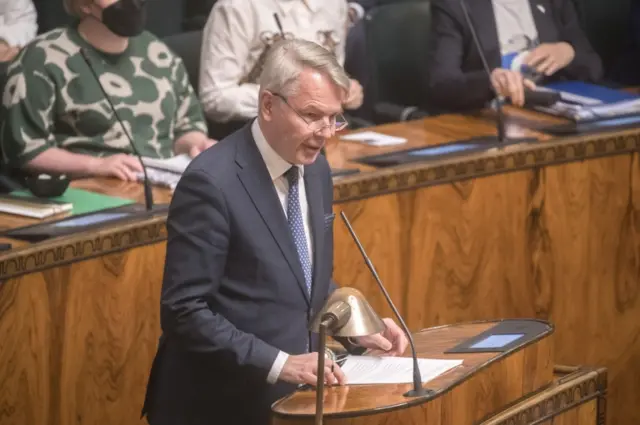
[
  {"xmin": 199, "ymin": 0, "xmax": 364, "ymax": 136},
  {"xmin": 1, "ymin": 0, "xmax": 214, "ymax": 181},
  {"xmin": 426, "ymin": 0, "xmax": 603, "ymax": 112},
  {"xmin": 0, "ymin": 0, "xmax": 38, "ymax": 64}
]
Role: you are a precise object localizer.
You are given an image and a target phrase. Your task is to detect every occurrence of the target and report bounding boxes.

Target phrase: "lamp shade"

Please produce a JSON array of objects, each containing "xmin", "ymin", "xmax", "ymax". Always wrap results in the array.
[{"xmin": 309, "ymin": 287, "xmax": 385, "ymax": 337}]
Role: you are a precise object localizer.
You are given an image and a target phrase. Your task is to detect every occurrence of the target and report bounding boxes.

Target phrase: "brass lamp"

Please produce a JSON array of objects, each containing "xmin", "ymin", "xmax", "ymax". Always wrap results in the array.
[{"xmin": 309, "ymin": 287, "xmax": 385, "ymax": 425}]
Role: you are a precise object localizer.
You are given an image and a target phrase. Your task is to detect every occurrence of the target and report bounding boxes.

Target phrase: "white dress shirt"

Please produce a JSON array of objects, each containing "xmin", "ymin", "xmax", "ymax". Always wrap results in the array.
[
  {"xmin": 492, "ymin": 0, "xmax": 539, "ymax": 55},
  {"xmin": 251, "ymin": 119, "xmax": 314, "ymax": 384},
  {"xmin": 0, "ymin": 0, "xmax": 37, "ymax": 48},
  {"xmin": 199, "ymin": 0, "xmax": 348, "ymax": 123}
]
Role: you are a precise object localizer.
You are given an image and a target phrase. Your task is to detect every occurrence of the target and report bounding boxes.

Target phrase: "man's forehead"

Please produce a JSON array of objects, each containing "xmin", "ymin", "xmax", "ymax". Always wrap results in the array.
[{"xmin": 293, "ymin": 71, "xmax": 344, "ymax": 102}]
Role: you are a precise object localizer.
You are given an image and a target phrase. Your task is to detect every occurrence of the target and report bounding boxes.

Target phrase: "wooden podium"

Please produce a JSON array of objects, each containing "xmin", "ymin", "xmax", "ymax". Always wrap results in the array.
[{"xmin": 271, "ymin": 319, "xmax": 557, "ymax": 424}]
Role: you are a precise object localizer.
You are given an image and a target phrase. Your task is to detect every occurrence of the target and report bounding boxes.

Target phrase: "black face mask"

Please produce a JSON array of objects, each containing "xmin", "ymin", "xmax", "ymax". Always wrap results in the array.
[{"xmin": 102, "ymin": 0, "xmax": 147, "ymax": 38}]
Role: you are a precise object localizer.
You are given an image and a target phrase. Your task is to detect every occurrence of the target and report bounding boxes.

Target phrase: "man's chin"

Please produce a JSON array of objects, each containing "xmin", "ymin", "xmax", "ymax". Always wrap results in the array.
[{"xmin": 298, "ymin": 146, "xmax": 323, "ymax": 164}]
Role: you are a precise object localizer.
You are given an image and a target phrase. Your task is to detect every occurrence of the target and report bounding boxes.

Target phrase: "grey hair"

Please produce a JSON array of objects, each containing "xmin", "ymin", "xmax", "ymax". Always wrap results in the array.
[{"xmin": 258, "ymin": 39, "xmax": 350, "ymax": 97}]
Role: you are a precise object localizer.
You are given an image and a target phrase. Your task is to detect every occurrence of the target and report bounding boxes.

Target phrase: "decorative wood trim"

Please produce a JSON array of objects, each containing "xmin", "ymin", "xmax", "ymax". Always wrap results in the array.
[
  {"xmin": 479, "ymin": 367, "xmax": 608, "ymax": 425},
  {"xmin": 0, "ymin": 216, "xmax": 167, "ymax": 280},
  {"xmin": 333, "ymin": 129, "xmax": 640, "ymax": 202},
  {"xmin": 2, "ymin": 129, "xmax": 639, "ymax": 279}
]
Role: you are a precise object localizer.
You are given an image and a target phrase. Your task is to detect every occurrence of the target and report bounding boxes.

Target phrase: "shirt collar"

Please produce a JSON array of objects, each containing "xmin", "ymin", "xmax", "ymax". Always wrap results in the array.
[{"xmin": 252, "ymin": 119, "xmax": 304, "ymax": 181}]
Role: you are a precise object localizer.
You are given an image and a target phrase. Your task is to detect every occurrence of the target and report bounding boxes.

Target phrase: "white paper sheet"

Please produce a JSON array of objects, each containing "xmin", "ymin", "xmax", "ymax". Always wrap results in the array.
[
  {"xmin": 340, "ymin": 356, "xmax": 463, "ymax": 385},
  {"xmin": 141, "ymin": 154, "xmax": 192, "ymax": 174},
  {"xmin": 340, "ymin": 131, "xmax": 408, "ymax": 147}
]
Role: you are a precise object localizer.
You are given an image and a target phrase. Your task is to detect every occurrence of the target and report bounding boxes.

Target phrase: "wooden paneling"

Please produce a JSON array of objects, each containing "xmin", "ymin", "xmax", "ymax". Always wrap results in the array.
[
  {"xmin": 538, "ymin": 402, "xmax": 598, "ymax": 425},
  {"xmin": 0, "ymin": 110, "xmax": 634, "ymax": 425},
  {"xmin": 272, "ymin": 321, "xmax": 554, "ymax": 425},
  {"xmin": 0, "ymin": 242, "xmax": 166, "ymax": 425},
  {"xmin": 480, "ymin": 367, "xmax": 606, "ymax": 425},
  {"xmin": 333, "ymin": 152, "xmax": 639, "ymax": 425}
]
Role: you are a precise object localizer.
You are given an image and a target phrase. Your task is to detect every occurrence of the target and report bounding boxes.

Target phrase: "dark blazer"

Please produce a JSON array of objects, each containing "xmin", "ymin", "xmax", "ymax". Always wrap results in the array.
[
  {"xmin": 425, "ymin": 0, "xmax": 604, "ymax": 112},
  {"xmin": 142, "ymin": 122, "xmax": 349, "ymax": 425}
]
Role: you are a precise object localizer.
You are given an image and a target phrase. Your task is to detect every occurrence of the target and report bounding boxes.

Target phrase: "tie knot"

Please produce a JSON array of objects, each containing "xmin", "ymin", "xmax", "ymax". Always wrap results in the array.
[{"xmin": 284, "ymin": 166, "xmax": 299, "ymax": 186}]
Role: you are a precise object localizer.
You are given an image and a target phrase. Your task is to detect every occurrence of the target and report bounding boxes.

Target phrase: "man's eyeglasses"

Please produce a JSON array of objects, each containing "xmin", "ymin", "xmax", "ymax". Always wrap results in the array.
[{"xmin": 272, "ymin": 92, "xmax": 348, "ymax": 133}]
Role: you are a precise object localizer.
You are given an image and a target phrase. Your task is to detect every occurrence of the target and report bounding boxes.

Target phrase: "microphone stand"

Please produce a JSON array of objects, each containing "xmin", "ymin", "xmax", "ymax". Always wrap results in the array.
[
  {"xmin": 80, "ymin": 49, "xmax": 155, "ymax": 211},
  {"xmin": 458, "ymin": 0, "xmax": 537, "ymax": 146},
  {"xmin": 340, "ymin": 211, "xmax": 433, "ymax": 398}
]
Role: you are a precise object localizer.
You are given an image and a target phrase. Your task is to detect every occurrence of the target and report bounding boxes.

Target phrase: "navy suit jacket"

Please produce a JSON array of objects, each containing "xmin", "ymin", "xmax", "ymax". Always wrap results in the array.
[
  {"xmin": 142, "ymin": 123, "xmax": 350, "ymax": 425},
  {"xmin": 425, "ymin": 0, "xmax": 603, "ymax": 112}
]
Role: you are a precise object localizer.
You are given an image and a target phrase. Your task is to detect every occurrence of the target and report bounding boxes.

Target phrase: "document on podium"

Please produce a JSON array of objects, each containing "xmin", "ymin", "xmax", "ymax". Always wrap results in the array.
[{"xmin": 340, "ymin": 356, "xmax": 463, "ymax": 385}]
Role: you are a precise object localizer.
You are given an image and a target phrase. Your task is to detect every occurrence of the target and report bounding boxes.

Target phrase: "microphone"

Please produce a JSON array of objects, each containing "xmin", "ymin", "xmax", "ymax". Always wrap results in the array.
[
  {"xmin": 458, "ymin": 0, "xmax": 538, "ymax": 145},
  {"xmin": 79, "ymin": 48, "xmax": 154, "ymax": 211},
  {"xmin": 339, "ymin": 211, "xmax": 433, "ymax": 398}
]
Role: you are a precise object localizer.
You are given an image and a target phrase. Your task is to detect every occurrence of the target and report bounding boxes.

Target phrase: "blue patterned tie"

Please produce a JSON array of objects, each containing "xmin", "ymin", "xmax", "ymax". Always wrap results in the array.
[{"xmin": 285, "ymin": 166, "xmax": 312, "ymax": 296}]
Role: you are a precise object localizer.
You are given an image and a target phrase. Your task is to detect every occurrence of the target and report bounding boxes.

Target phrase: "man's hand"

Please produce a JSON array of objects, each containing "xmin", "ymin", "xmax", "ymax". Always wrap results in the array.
[
  {"xmin": 91, "ymin": 154, "xmax": 143, "ymax": 181},
  {"xmin": 279, "ymin": 352, "xmax": 347, "ymax": 386},
  {"xmin": 354, "ymin": 318, "xmax": 409, "ymax": 357},
  {"xmin": 343, "ymin": 79, "xmax": 364, "ymax": 110},
  {"xmin": 490, "ymin": 68, "xmax": 536, "ymax": 107},
  {"xmin": 174, "ymin": 132, "xmax": 217, "ymax": 158},
  {"xmin": 524, "ymin": 42, "xmax": 575, "ymax": 77}
]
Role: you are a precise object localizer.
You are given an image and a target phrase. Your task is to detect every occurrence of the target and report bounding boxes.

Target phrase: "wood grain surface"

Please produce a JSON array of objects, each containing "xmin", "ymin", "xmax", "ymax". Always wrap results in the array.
[
  {"xmin": 272, "ymin": 321, "xmax": 554, "ymax": 424},
  {"xmin": 0, "ymin": 109, "xmax": 635, "ymax": 425},
  {"xmin": 0, "ymin": 242, "xmax": 165, "ymax": 425},
  {"xmin": 332, "ymin": 150, "xmax": 639, "ymax": 425},
  {"xmin": 480, "ymin": 367, "xmax": 607, "ymax": 425}
]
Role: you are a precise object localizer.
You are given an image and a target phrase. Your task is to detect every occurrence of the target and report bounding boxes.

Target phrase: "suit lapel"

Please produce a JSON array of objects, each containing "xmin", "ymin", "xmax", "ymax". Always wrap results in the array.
[
  {"xmin": 469, "ymin": 0, "xmax": 502, "ymax": 68},
  {"xmin": 235, "ymin": 129, "xmax": 310, "ymax": 305},
  {"xmin": 304, "ymin": 163, "xmax": 325, "ymax": 306},
  {"xmin": 529, "ymin": 0, "xmax": 555, "ymax": 44}
]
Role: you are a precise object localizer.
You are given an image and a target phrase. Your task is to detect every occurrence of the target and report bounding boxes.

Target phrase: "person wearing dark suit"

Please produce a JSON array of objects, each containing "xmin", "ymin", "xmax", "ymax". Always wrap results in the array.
[
  {"xmin": 426, "ymin": 0, "xmax": 603, "ymax": 113},
  {"xmin": 142, "ymin": 38, "xmax": 408, "ymax": 425}
]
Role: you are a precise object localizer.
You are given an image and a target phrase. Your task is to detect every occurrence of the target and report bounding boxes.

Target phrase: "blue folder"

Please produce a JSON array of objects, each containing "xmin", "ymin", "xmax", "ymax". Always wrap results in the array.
[{"xmin": 544, "ymin": 81, "xmax": 638, "ymax": 104}]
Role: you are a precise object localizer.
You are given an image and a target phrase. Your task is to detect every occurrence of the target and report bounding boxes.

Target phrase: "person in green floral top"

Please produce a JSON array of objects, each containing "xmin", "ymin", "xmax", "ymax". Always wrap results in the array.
[{"xmin": 1, "ymin": 0, "xmax": 215, "ymax": 181}]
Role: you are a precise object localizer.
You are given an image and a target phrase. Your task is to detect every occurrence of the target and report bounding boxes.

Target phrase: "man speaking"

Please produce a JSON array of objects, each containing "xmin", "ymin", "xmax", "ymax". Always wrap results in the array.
[{"xmin": 142, "ymin": 39, "xmax": 408, "ymax": 425}]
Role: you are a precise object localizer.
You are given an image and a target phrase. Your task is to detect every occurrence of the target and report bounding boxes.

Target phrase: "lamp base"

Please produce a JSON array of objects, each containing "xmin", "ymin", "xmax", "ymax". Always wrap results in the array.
[{"xmin": 403, "ymin": 387, "xmax": 436, "ymax": 398}]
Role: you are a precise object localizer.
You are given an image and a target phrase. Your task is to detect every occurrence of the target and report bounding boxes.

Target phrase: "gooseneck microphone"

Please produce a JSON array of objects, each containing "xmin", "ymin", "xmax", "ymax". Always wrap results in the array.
[
  {"xmin": 340, "ymin": 211, "xmax": 432, "ymax": 398},
  {"xmin": 458, "ymin": 0, "xmax": 508, "ymax": 142},
  {"xmin": 79, "ymin": 48, "xmax": 154, "ymax": 211},
  {"xmin": 458, "ymin": 0, "xmax": 552, "ymax": 144}
]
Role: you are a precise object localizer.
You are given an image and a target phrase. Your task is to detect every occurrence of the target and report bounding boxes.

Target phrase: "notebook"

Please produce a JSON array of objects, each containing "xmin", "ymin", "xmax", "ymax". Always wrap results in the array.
[
  {"xmin": 0, "ymin": 194, "xmax": 72, "ymax": 219},
  {"xmin": 6, "ymin": 188, "xmax": 134, "ymax": 218}
]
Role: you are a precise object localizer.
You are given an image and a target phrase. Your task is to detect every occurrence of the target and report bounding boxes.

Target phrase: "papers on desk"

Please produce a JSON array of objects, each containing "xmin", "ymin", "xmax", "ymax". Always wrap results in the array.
[
  {"xmin": 141, "ymin": 154, "xmax": 192, "ymax": 174},
  {"xmin": 534, "ymin": 82, "xmax": 640, "ymax": 121},
  {"xmin": 340, "ymin": 131, "xmax": 408, "ymax": 147},
  {"xmin": 138, "ymin": 154, "xmax": 192, "ymax": 190},
  {"xmin": 340, "ymin": 356, "xmax": 463, "ymax": 385},
  {"xmin": 0, "ymin": 194, "xmax": 72, "ymax": 219}
]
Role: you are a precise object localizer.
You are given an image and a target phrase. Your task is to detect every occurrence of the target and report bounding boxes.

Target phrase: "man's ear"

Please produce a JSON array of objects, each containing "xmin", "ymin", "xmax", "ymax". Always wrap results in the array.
[{"xmin": 260, "ymin": 90, "xmax": 275, "ymax": 122}]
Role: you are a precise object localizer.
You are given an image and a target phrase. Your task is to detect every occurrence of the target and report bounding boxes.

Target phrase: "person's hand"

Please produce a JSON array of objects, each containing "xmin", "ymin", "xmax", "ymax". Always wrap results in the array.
[
  {"xmin": 279, "ymin": 352, "xmax": 347, "ymax": 386},
  {"xmin": 175, "ymin": 133, "xmax": 217, "ymax": 158},
  {"xmin": 0, "ymin": 41, "xmax": 18, "ymax": 63},
  {"xmin": 91, "ymin": 154, "xmax": 143, "ymax": 181},
  {"xmin": 490, "ymin": 68, "xmax": 536, "ymax": 107},
  {"xmin": 354, "ymin": 318, "xmax": 409, "ymax": 357},
  {"xmin": 524, "ymin": 42, "xmax": 575, "ymax": 77},
  {"xmin": 343, "ymin": 79, "xmax": 364, "ymax": 110}
]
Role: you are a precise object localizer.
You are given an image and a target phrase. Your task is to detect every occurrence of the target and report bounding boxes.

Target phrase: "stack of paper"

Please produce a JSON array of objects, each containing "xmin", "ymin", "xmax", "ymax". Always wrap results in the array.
[
  {"xmin": 0, "ymin": 195, "xmax": 72, "ymax": 219},
  {"xmin": 340, "ymin": 356, "xmax": 463, "ymax": 385},
  {"xmin": 535, "ymin": 82, "xmax": 640, "ymax": 121},
  {"xmin": 340, "ymin": 131, "xmax": 408, "ymax": 147},
  {"xmin": 139, "ymin": 154, "xmax": 192, "ymax": 190},
  {"xmin": 141, "ymin": 154, "xmax": 192, "ymax": 174}
]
